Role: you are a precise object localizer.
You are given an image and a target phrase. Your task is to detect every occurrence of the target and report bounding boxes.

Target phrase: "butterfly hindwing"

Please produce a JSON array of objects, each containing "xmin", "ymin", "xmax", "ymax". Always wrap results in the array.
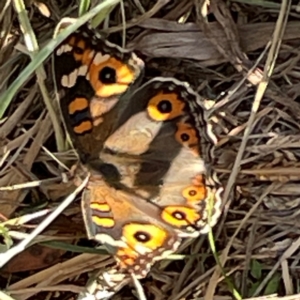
[{"xmin": 100, "ymin": 78, "xmax": 222, "ymax": 236}]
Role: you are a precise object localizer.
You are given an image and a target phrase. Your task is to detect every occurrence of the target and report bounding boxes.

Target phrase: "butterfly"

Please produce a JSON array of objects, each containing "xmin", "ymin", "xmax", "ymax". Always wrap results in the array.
[{"xmin": 54, "ymin": 22, "xmax": 223, "ymax": 279}]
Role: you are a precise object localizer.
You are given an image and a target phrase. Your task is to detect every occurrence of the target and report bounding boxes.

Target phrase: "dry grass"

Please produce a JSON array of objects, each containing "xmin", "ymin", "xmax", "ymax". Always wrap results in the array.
[{"xmin": 1, "ymin": 0, "xmax": 300, "ymax": 299}]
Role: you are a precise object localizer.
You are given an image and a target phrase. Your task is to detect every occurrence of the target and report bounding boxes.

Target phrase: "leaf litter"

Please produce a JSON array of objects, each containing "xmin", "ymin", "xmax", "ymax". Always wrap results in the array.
[{"xmin": 1, "ymin": 0, "xmax": 300, "ymax": 299}]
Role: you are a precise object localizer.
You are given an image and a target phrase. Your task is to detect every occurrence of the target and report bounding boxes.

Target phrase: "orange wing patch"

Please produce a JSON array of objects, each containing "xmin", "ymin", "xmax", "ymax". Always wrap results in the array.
[
  {"xmin": 65, "ymin": 36, "xmax": 94, "ymax": 66},
  {"xmin": 68, "ymin": 97, "xmax": 89, "ymax": 114},
  {"xmin": 73, "ymin": 120, "xmax": 93, "ymax": 134}
]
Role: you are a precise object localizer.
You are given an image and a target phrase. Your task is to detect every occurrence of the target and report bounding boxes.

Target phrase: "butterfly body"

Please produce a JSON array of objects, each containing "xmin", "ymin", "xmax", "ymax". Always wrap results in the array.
[{"xmin": 54, "ymin": 23, "xmax": 222, "ymax": 278}]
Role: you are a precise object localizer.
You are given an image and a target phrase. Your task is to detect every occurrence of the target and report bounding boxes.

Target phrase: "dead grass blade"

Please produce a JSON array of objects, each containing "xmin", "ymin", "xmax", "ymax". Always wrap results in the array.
[{"xmin": 0, "ymin": 175, "xmax": 89, "ymax": 268}]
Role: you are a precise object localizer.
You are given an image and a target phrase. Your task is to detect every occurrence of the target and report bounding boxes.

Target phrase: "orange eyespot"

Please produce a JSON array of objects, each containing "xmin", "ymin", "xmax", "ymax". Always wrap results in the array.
[
  {"xmin": 175, "ymin": 122, "xmax": 198, "ymax": 147},
  {"xmin": 161, "ymin": 206, "xmax": 200, "ymax": 228},
  {"xmin": 123, "ymin": 224, "xmax": 167, "ymax": 250},
  {"xmin": 182, "ymin": 185, "xmax": 206, "ymax": 203},
  {"xmin": 68, "ymin": 97, "xmax": 89, "ymax": 115},
  {"xmin": 147, "ymin": 91, "xmax": 185, "ymax": 121},
  {"xmin": 88, "ymin": 56, "xmax": 136, "ymax": 98}
]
